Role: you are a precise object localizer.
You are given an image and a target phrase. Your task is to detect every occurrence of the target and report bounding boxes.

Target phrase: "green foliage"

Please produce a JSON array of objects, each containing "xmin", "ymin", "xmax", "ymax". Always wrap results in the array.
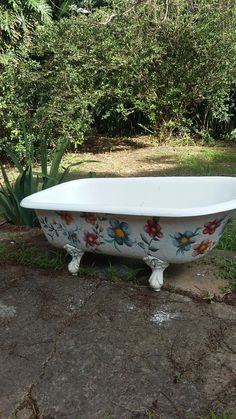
[
  {"xmin": 1, "ymin": 0, "xmax": 236, "ymax": 147},
  {"xmin": 219, "ymin": 259, "xmax": 236, "ymax": 292},
  {"xmin": 0, "ymin": 163, "xmax": 40, "ymax": 226},
  {"xmin": 0, "ymin": 135, "xmax": 93, "ymax": 226},
  {"xmin": 0, "ymin": 0, "xmax": 51, "ymax": 52},
  {"xmin": 0, "ymin": 243, "xmax": 66, "ymax": 270},
  {"xmin": 229, "ymin": 129, "xmax": 236, "ymax": 141},
  {"xmin": 217, "ymin": 218, "xmax": 236, "ymax": 251},
  {"xmin": 0, "ymin": 138, "xmax": 67, "ymax": 225}
]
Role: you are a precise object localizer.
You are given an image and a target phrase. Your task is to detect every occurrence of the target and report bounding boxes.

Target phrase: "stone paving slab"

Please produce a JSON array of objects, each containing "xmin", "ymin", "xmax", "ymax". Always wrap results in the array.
[
  {"xmin": 0, "ymin": 266, "xmax": 236, "ymax": 419},
  {"xmin": 0, "ymin": 266, "xmax": 100, "ymax": 419}
]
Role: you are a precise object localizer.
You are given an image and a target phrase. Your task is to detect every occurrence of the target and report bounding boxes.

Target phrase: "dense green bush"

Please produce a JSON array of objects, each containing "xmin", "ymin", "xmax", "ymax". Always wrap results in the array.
[
  {"xmin": 0, "ymin": 0, "xmax": 51, "ymax": 52},
  {"xmin": 0, "ymin": 0, "xmax": 236, "ymax": 151}
]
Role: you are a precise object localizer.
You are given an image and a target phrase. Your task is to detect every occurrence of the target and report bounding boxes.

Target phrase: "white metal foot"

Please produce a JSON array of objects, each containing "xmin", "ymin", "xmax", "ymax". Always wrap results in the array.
[
  {"xmin": 64, "ymin": 244, "xmax": 84, "ymax": 276},
  {"xmin": 143, "ymin": 256, "xmax": 169, "ymax": 291}
]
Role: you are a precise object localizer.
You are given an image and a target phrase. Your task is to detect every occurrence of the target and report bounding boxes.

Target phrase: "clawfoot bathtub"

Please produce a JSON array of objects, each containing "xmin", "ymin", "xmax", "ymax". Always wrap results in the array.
[{"xmin": 21, "ymin": 177, "xmax": 236, "ymax": 291}]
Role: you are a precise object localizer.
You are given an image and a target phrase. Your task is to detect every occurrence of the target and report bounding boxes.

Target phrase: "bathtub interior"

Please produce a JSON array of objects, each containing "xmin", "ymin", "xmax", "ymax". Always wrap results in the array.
[{"xmin": 21, "ymin": 177, "xmax": 236, "ymax": 217}]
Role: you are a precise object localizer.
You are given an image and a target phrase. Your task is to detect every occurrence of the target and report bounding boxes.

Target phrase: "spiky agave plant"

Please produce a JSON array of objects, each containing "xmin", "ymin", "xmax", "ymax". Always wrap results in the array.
[{"xmin": 0, "ymin": 136, "xmax": 96, "ymax": 226}]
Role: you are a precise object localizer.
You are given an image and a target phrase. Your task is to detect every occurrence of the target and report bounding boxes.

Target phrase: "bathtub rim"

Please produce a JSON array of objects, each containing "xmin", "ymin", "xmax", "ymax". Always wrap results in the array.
[{"xmin": 20, "ymin": 176, "xmax": 236, "ymax": 218}]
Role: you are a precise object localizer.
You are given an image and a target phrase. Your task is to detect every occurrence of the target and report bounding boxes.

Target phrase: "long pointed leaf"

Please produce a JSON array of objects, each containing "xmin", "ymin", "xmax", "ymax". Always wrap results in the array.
[
  {"xmin": 40, "ymin": 139, "xmax": 48, "ymax": 180},
  {"xmin": 4, "ymin": 146, "xmax": 24, "ymax": 174},
  {"xmin": 47, "ymin": 140, "xmax": 69, "ymax": 187},
  {"xmin": 59, "ymin": 160, "xmax": 100, "ymax": 183},
  {"xmin": 22, "ymin": 125, "xmax": 34, "ymax": 165},
  {"xmin": 0, "ymin": 163, "xmax": 12, "ymax": 191},
  {"xmin": 0, "ymin": 190, "xmax": 15, "ymax": 220}
]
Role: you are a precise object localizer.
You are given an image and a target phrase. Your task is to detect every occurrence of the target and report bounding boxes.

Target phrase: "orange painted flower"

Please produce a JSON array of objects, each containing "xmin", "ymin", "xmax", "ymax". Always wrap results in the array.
[
  {"xmin": 192, "ymin": 240, "xmax": 213, "ymax": 257},
  {"xmin": 59, "ymin": 212, "xmax": 74, "ymax": 225}
]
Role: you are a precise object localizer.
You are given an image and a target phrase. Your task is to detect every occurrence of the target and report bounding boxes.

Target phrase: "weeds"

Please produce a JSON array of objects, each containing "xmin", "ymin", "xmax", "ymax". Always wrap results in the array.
[
  {"xmin": 203, "ymin": 410, "xmax": 236, "ymax": 419},
  {"xmin": 107, "ymin": 260, "xmax": 142, "ymax": 284},
  {"xmin": 219, "ymin": 258, "xmax": 236, "ymax": 291},
  {"xmin": 177, "ymin": 148, "xmax": 236, "ymax": 177},
  {"xmin": 0, "ymin": 244, "xmax": 66, "ymax": 271},
  {"xmin": 217, "ymin": 218, "xmax": 236, "ymax": 251}
]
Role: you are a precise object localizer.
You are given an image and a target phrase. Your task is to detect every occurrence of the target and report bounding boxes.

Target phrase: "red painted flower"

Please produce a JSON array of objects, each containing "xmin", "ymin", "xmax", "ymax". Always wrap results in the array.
[
  {"xmin": 203, "ymin": 219, "xmax": 222, "ymax": 235},
  {"xmin": 83, "ymin": 231, "xmax": 100, "ymax": 247},
  {"xmin": 85, "ymin": 213, "xmax": 97, "ymax": 225},
  {"xmin": 144, "ymin": 218, "xmax": 163, "ymax": 239},
  {"xmin": 192, "ymin": 240, "xmax": 213, "ymax": 257},
  {"xmin": 59, "ymin": 212, "xmax": 74, "ymax": 225}
]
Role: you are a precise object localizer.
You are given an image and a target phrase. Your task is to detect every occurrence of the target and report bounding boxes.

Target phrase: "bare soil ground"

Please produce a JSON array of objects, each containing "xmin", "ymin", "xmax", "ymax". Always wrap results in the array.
[{"xmin": 64, "ymin": 136, "xmax": 236, "ymax": 178}]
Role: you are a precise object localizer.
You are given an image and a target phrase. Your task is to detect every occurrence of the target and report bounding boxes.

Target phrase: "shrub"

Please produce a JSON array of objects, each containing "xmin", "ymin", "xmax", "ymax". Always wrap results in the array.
[{"xmin": 0, "ymin": 0, "xmax": 236, "ymax": 149}]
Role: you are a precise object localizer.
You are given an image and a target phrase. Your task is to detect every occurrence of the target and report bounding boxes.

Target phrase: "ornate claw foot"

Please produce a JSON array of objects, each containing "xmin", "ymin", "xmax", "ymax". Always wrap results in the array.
[
  {"xmin": 143, "ymin": 256, "xmax": 169, "ymax": 292},
  {"xmin": 64, "ymin": 244, "xmax": 84, "ymax": 276}
]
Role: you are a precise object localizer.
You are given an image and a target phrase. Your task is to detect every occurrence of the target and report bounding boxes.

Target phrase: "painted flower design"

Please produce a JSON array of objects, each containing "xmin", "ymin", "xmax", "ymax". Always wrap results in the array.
[
  {"xmin": 83, "ymin": 231, "xmax": 100, "ymax": 248},
  {"xmin": 203, "ymin": 218, "xmax": 222, "ymax": 235},
  {"xmin": 107, "ymin": 220, "xmax": 132, "ymax": 246},
  {"xmin": 172, "ymin": 230, "xmax": 198, "ymax": 254},
  {"xmin": 144, "ymin": 218, "xmax": 163, "ymax": 239},
  {"xmin": 58, "ymin": 211, "xmax": 74, "ymax": 225},
  {"xmin": 192, "ymin": 240, "xmax": 213, "ymax": 257},
  {"xmin": 67, "ymin": 230, "xmax": 80, "ymax": 246},
  {"xmin": 85, "ymin": 213, "xmax": 97, "ymax": 225}
]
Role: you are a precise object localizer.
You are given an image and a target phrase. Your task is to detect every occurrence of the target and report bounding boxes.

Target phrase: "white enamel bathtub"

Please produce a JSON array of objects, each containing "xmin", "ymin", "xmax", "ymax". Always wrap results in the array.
[{"xmin": 21, "ymin": 177, "xmax": 236, "ymax": 291}]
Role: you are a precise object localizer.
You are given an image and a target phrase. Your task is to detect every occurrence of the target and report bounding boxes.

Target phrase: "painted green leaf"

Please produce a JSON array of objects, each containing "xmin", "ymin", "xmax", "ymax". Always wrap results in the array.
[
  {"xmin": 137, "ymin": 242, "xmax": 145, "ymax": 249},
  {"xmin": 176, "ymin": 247, "xmax": 183, "ymax": 256},
  {"xmin": 148, "ymin": 246, "xmax": 159, "ymax": 252},
  {"xmin": 140, "ymin": 233, "xmax": 150, "ymax": 245}
]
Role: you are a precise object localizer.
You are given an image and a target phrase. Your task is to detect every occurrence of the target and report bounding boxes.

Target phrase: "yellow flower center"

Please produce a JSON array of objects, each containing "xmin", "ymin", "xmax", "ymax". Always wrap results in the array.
[
  {"xmin": 199, "ymin": 243, "xmax": 208, "ymax": 252},
  {"xmin": 180, "ymin": 236, "xmax": 189, "ymax": 245},
  {"xmin": 115, "ymin": 228, "xmax": 125, "ymax": 238}
]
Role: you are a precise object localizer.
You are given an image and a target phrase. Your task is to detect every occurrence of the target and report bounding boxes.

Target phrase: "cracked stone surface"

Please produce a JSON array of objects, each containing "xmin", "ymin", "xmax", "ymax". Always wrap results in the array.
[
  {"xmin": 0, "ymin": 265, "xmax": 100, "ymax": 418},
  {"xmin": 0, "ymin": 266, "xmax": 236, "ymax": 419}
]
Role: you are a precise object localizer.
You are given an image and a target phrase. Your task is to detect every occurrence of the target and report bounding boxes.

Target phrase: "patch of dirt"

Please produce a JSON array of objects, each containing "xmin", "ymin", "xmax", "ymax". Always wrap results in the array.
[
  {"xmin": 164, "ymin": 252, "xmax": 234, "ymax": 302},
  {"xmin": 65, "ymin": 135, "xmax": 236, "ymax": 178}
]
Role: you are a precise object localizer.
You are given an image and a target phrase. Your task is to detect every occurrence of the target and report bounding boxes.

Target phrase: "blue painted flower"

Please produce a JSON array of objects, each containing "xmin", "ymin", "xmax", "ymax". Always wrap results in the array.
[
  {"xmin": 107, "ymin": 219, "xmax": 132, "ymax": 247},
  {"xmin": 172, "ymin": 230, "xmax": 197, "ymax": 253}
]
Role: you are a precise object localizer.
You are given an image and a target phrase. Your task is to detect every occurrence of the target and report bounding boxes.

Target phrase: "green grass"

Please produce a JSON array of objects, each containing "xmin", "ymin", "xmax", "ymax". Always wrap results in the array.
[
  {"xmin": 219, "ymin": 258, "xmax": 236, "ymax": 291},
  {"xmin": 176, "ymin": 148, "xmax": 236, "ymax": 176},
  {"xmin": 203, "ymin": 411, "xmax": 236, "ymax": 419},
  {"xmin": 217, "ymin": 218, "xmax": 236, "ymax": 251},
  {"xmin": 0, "ymin": 244, "xmax": 66, "ymax": 271}
]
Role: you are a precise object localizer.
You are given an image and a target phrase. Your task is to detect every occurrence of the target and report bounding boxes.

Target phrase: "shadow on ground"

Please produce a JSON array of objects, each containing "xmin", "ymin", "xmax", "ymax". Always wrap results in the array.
[{"xmin": 79, "ymin": 135, "xmax": 151, "ymax": 153}]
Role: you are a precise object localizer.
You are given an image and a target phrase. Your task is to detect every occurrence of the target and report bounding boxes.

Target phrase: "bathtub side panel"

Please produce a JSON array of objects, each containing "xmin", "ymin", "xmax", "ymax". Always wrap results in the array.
[{"xmin": 36, "ymin": 209, "xmax": 233, "ymax": 263}]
